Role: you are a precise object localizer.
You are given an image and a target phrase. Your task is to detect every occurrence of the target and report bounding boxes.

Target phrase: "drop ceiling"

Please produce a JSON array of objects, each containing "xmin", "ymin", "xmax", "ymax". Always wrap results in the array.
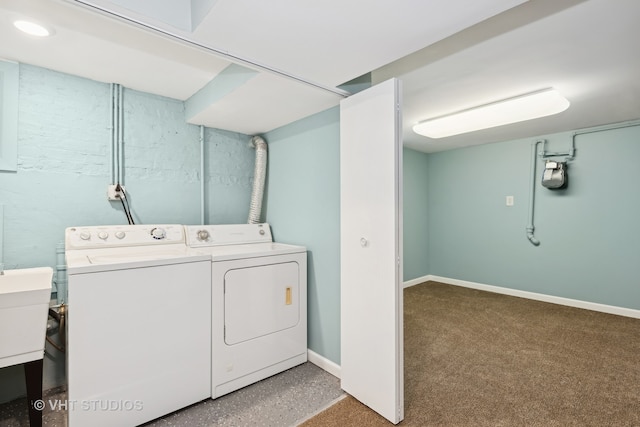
[{"xmin": 1, "ymin": 0, "xmax": 638, "ymax": 152}]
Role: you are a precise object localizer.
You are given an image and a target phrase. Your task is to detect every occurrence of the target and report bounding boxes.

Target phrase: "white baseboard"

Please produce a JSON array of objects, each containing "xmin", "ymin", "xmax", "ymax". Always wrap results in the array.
[
  {"xmin": 427, "ymin": 275, "xmax": 640, "ymax": 319},
  {"xmin": 307, "ymin": 349, "xmax": 341, "ymax": 379},
  {"xmin": 403, "ymin": 274, "xmax": 430, "ymax": 288}
]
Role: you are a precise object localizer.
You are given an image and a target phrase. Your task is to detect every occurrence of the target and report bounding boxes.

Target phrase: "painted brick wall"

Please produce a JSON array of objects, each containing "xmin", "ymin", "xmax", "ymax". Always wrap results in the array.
[{"xmin": 0, "ymin": 63, "xmax": 254, "ymax": 403}]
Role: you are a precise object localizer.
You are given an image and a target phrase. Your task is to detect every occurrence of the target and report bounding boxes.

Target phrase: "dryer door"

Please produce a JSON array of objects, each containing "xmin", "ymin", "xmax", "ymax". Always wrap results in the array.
[{"xmin": 224, "ymin": 261, "xmax": 300, "ymax": 345}]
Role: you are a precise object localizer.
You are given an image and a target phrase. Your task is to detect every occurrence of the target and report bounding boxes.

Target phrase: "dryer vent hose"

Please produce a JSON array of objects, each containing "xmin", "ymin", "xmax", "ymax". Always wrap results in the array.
[{"xmin": 248, "ymin": 136, "xmax": 267, "ymax": 224}]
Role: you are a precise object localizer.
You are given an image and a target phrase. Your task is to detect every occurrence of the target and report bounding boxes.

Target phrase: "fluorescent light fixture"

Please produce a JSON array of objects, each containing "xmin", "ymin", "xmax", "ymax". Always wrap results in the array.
[
  {"xmin": 413, "ymin": 88, "xmax": 570, "ymax": 139},
  {"xmin": 13, "ymin": 20, "xmax": 54, "ymax": 37}
]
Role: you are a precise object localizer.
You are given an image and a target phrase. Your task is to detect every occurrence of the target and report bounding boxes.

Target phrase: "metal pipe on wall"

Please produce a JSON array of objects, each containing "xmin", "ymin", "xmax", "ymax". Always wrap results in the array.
[
  {"xmin": 571, "ymin": 119, "xmax": 640, "ymax": 146},
  {"xmin": 526, "ymin": 140, "xmax": 543, "ymax": 246},
  {"xmin": 200, "ymin": 125, "xmax": 205, "ymax": 225},
  {"xmin": 110, "ymin": 83, "xmax": 116, "ymax": 185},
  {"xmin": 526, "ymin": 138, "xmax": 576, "ymax": 246},
  {"xmin": 55, "ymin": 242, "xmax": 67, "ymax": 304},
  {"xmin": 525, "ymin": 120, "xmax": 640, "ymax": 246},
  {"xmin": 109, "ymin": 82, "xmax": 124, "ymax": 186},
  {"xmin": 118, "ymin": 84, "xmax": 125, "ymax": 185},
  {"xmin": 113, "ymin": 83, "xmax": 121, "ymax": 184}
]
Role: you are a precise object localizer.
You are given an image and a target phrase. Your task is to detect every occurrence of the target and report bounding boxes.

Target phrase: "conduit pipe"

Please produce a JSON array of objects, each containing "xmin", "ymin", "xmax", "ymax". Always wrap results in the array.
[
  {"xmin": 247, "ymin": 136, "xmax": 267, "ymax": 224},
  {"xmin": 115, "ymin": 84, "xmax": 120, "ymax": 182},
  {"xmin": 538, "ymin": 138, "xmax": 575, "ymax": 161},
  {"xmin": 200, "ymin": 125, "xmax": 205, "ymax": 225},
  {"xmin": 525, "ymin": 120, "xmax": 640, "ymax": 246},
  {"xmin": 527, "ymin": 138, "xmax": 574, "ymax": 246},
  {"xmin": 109, "ymin": 83, "xmax": 125, "ymax": 186},
  {"xmin": 110, "ymin": 83, "xmax": 116, "ymax": 184},
  {"xmin": 526, "ymin": 140, "xmax": 543, "ymax": 246},
  {"xmin": 118, "ymin": 84, "xmax": 125, "ymax": 185},
  {"xmin": 55, "ymin": 242, "xmax": 67, "ymax": 304},
  {"xmin": 571, "ymin": 119, "xmax": 640, "ymax": 148}
]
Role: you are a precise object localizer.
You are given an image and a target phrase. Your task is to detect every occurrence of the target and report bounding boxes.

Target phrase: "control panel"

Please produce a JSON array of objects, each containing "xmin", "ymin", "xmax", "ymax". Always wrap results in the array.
[
  {"xmin": 185, "ymin": 223, "xmax": 273, "ymax": 247},
  {"xmin": 65, "ymin": 225, "xmax": 184, "ymax": 249}
]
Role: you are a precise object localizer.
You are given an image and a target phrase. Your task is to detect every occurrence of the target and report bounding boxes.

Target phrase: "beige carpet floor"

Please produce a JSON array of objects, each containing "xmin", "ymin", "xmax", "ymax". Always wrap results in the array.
[{"xmin": 301, "ymin": 281, "xmax": 640, "ymax": 426}]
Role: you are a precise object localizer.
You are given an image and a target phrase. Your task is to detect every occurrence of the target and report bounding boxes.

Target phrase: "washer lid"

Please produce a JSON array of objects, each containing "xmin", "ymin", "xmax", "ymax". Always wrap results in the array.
[{"xmin": 66, "ymin": 246, "xmax": 210, "ymax": 274}]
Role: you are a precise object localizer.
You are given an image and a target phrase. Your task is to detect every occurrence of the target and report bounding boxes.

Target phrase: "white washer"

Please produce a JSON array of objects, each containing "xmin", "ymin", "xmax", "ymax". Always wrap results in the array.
[
  {"xmin": 185, "ymin": 223, "xmax": 307, "ymax": 398},
  {"xmin": 65, "ymin": 225, "xmax": 211, "ymax": 427}
]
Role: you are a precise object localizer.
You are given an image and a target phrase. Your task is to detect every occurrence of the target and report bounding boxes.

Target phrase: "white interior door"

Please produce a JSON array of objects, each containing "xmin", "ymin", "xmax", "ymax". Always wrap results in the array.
[{"xmin": 340, "ymin": 78, "xmax": 403, "ymax": 424}]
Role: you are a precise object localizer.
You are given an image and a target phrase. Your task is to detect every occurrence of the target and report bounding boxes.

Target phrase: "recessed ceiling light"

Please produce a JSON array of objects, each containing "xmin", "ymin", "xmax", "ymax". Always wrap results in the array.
[
  {"xmin": 413, "ymin": 88, "xmax": 570, "ymax": 139},
  {"xmin": 13, "ymin": 20, "xmax": 54, "ymax": 37}
]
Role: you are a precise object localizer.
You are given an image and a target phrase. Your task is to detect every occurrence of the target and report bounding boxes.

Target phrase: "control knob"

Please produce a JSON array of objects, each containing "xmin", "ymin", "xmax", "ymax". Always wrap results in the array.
[
  {"xmin": 150, "ymin": 228, "xmax": 166, "ymax": 240},
  {"xmin": 197, "ymin": 230, "xmax": 210, "ymax": 241},
  {"xmin": 80, "ymin": 231, "xmax": 91, "ymax": 241},
  {"xmin": 98, "ymin": 231, "xmax": 109, "ymax": 240},
  {"xmin": 115, "ymin": 231, "xmax": 126, "ymax": 239}
]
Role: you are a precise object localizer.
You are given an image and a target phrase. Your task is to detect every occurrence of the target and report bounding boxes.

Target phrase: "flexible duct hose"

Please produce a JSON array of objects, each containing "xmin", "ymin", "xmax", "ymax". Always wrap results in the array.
[{"xmin": 248, "ymin": 136, "xmax": 267, "ymax": 224}]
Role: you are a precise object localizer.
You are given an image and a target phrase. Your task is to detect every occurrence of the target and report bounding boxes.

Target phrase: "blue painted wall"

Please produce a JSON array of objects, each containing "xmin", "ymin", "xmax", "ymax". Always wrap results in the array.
[
  {"xmin": 403, "ymin": 148, "xmax": 430, "ymax": 281},
  {"xmin": 427, "ymin": 124, "xmax": 640, "ymax": 309},
  {"xmin": 2, "ymin": 63, "xmax": 253, "ymax": 270},
  {"xmin": 0, "ymin": 64, "xmax": 254, "ymax": 403},
  {"xmin": 263, "ymin": 107, "xmax": 342, "ymax": 364}
]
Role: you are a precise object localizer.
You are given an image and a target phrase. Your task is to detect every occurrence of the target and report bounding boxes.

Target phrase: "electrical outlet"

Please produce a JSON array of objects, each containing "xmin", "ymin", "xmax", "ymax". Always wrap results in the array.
[
  {"xmin": 506, "ymin": 195, "xmax": 514, "ymax": 206},
  {"xmin": 107, "ymin": 184, "xmax": 124, "ymax": 201}
]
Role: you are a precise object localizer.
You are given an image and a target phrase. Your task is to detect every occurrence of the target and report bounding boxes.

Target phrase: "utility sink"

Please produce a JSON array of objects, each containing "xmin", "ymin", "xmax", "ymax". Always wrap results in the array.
[{"xmin": 0, "ymin": 267, "xmax": 53, "ymax": 368}]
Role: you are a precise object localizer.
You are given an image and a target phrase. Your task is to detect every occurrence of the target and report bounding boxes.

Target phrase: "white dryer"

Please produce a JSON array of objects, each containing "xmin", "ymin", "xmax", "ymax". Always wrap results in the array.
[
  {"xmin": 185, "ymin": 223, "xmax": 307, "ymax": 398},
  {"xmin": 65, "ymin": 225, "xmax": 211, "ymax": 427}
]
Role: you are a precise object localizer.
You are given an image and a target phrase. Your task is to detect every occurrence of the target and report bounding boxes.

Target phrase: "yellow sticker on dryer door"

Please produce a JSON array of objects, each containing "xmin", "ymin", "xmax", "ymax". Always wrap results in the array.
[{"xmin": 285, "ymin": 287, "xmax": 292, "ymax": 305}]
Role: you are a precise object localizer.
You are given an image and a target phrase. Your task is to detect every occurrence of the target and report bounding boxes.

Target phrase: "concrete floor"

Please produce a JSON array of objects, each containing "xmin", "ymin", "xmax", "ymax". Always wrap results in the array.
[{"xmin": 0, "ymin": 362, "xmax": 344, "ymax": 427}]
